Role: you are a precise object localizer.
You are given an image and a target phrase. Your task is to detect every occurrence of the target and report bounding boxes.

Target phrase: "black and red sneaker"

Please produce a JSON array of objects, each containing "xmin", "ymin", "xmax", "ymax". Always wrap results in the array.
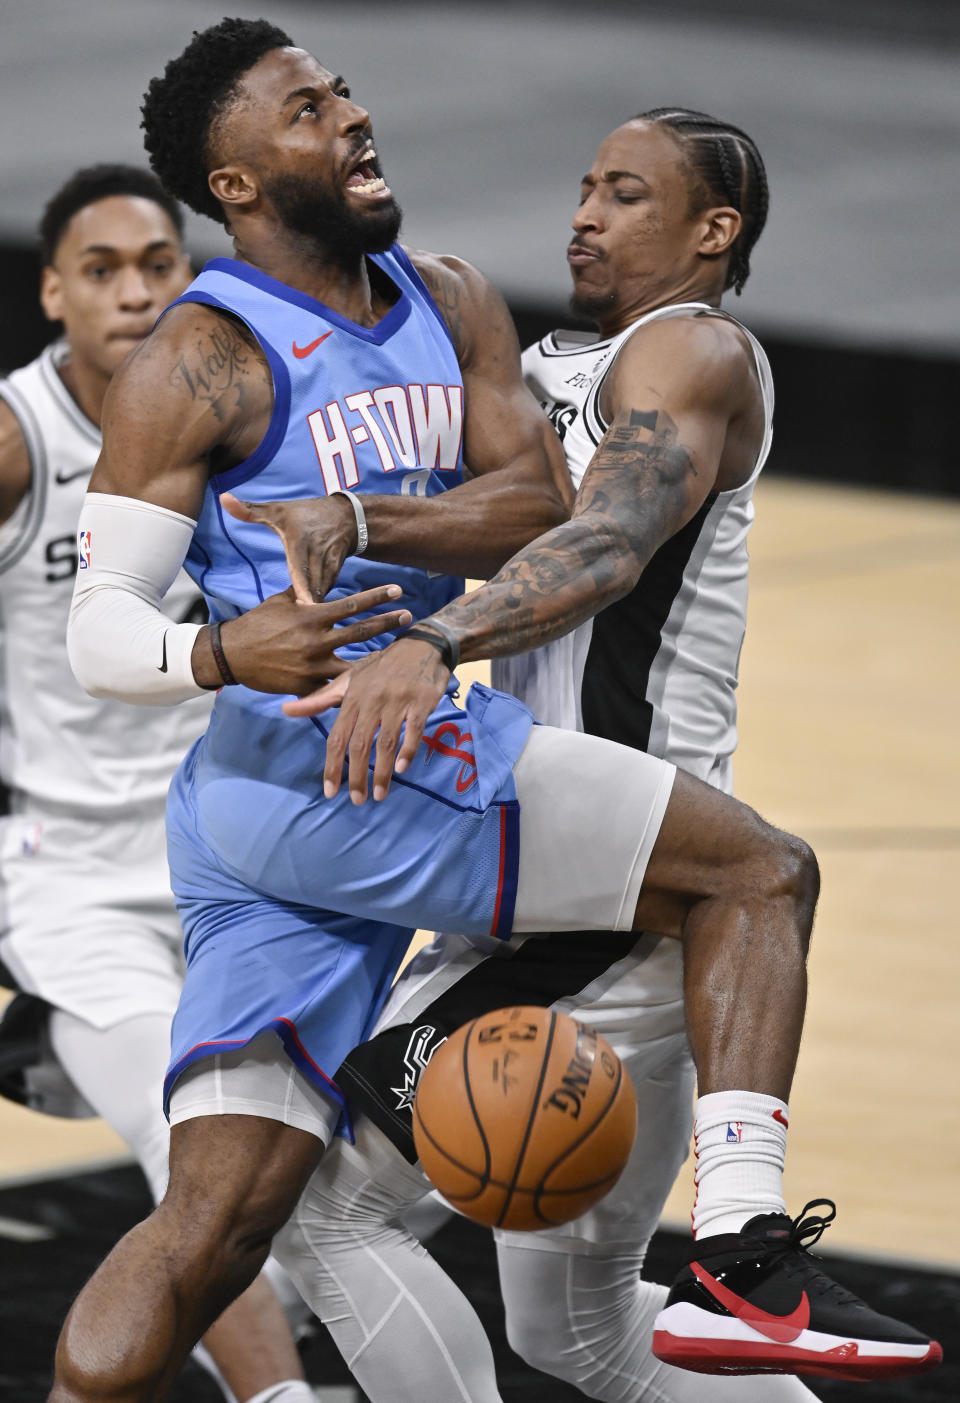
[{"xmin": 652, "ymin": 1199, "xmax": 943, "ymax": 1381}]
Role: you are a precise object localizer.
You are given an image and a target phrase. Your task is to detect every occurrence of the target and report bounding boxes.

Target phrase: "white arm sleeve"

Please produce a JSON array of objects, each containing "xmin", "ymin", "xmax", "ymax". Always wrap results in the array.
[{"xmin": 67, "ymin": 492, "xmax": 209, "ymax": 705}]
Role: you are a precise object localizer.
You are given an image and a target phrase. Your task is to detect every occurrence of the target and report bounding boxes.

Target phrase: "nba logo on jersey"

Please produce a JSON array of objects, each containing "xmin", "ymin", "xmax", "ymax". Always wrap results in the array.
[
  {"xmin": 78, "ymin": 530, "xmax": 92, "ymax": 569},
  {"xmin": 726, "ymin": 1121, "xmax": 743, "ymax": 1143}
]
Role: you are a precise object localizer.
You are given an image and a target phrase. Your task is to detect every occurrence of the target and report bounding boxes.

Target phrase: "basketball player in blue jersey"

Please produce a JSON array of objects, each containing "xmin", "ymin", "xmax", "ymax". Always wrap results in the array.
[{"xmin": 53, "ymin": 16, "xmax": 938, "ymax": 1401}]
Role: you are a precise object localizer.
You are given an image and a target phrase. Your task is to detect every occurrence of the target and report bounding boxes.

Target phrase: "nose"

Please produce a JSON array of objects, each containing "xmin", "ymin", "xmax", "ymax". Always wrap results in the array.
[
  {"xmin": 335, "ymin": 93, "xmax": 371, "ymax": 138},
  {"xmin": 115, "ymin": 265, "xmax": 153, "ymax": 310},
  {"xmin": 572, "ymin": 190, "xmax": 604, "ymax": 235}
]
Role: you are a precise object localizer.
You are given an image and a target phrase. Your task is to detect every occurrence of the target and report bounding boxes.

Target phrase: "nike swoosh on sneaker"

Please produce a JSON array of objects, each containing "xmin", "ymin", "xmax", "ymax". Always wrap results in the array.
[
  {"xmin": 292, "ymin": 330, "xmax": 334, "ymax": 358},
  {"xmin": 158, "ymin": 632, "xmax": 168, "ymax": 673},
  {"xmin": 54, "ymin": 467, "xmax": 91, "ymax": 485},
  {"xmin": 690, "ymin": 1261, "xmax": 811, "ymax": 1343}
]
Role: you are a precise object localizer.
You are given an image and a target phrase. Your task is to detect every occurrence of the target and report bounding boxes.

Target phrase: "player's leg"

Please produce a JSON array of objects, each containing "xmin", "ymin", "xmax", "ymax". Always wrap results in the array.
[
  {"xmin": 274, "ymin": 1116, "xmax": 504, "ymax": 1403},
  {"xmin": 47, "ymin": 1010, "xmax": 313, "ymax": 1403},
  {"xmin": 509, "ymin": 727, "xmax": 940, "ymax": 1378},
  {"xmin": 495, "ymin": 1039, "xmax": 815, "ymax": 1401},
  {"xmin": 49, "ymin": 1038, "xmax": 332, "ymax": 1403}
]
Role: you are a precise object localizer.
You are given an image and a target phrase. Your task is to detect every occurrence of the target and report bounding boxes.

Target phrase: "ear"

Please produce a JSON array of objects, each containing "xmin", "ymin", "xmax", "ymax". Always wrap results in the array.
[
  {"xmin": 208, "ymin": 165, "xmax": 259, "ymax": 215},
  {"xmin": 697, "ymin": 206, "xmax": 742, "ymax": 259},
  {"xmin": 39, "ymin": 265, "xmax": 64, "ymax": 324}
]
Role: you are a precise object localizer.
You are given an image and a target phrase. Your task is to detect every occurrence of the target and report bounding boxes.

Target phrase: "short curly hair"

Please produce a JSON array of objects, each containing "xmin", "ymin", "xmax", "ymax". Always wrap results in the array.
[
  {"xmin": 39, "ymin": 164, "xmax": 184, "ymax": 265},
  {"xmin": 141, "ymin": 17, "xmax": 293, "ymax": 225}
]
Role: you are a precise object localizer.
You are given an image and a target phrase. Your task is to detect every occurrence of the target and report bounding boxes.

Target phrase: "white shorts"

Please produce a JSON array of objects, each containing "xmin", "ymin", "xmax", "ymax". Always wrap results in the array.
[
  {"xmin": 512, "ymin": 726, "xmax": 675, "ymax": 932},
  {"xmin": 0, "ymin": 808, "xmax": 184, "ymax": 1028},
  {"xmin": 367, "ymin": 927, "xmax": 693, "ymax": 1254},
  {"xmin": 168, "ymin": 1029, "xmax": 341, "ymax": 1146}
]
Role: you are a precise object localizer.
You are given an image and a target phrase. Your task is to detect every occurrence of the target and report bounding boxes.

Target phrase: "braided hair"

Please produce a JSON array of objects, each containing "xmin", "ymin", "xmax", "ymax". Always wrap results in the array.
[
  {"xmin": 634, "ymin": 108, "xmax": 769, "ymax": 294},
  {"xmin": 141, "ymin": 17, "xmax": 294, "ymax": 225}
]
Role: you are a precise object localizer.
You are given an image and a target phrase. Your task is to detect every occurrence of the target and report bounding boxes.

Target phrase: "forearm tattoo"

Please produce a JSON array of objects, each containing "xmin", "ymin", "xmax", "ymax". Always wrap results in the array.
[{"xmin": 434, "ymin": 406, "xmax": 701, "ymax": 658}]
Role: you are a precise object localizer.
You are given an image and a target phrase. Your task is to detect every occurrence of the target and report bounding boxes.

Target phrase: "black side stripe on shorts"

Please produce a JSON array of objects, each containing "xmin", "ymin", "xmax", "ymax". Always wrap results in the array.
[
  {"xmin": 336, "ymin": 929, "xmax": 645, "ymax": 1163},
  {"xmin": 580, "ymin": 493, "xmax": 718, "ymax": 753}
]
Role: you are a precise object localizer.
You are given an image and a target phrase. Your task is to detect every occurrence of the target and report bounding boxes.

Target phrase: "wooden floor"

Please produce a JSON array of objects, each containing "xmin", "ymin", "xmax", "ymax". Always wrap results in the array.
[{"xmin": 2, "ymin": 477, "xmax": 958, "ymax": 1266}]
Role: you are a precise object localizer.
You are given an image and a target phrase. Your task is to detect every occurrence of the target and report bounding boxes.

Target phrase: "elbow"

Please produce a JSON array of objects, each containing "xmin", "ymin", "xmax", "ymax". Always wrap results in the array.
[
  {"xmin": 66, "ymin": 628, "xmax": 108, "ymax": 700},
  {"xmin": 583, "ymin": 521, "xmax": 645, "ymax": 610}
]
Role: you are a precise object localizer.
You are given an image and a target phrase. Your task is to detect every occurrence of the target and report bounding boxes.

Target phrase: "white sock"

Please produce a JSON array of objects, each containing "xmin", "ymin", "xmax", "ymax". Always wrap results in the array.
[
  {"xmin": 245, "ymin": 1384, "xmax": 317, "ymax": 1403},
  {"xmin": 692, "ymin": 1090, "xmax": 789, "ymax": 1239}
]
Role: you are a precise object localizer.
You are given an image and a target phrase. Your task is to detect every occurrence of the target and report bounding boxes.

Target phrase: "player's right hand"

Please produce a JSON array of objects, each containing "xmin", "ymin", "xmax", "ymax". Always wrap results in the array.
[
  {"xmin": 221, "ymin": 492, "xmax": 357, "ymax": 603},
  {"xmin": 191, "ymin": 585, "xmax": 412, "ymax": 695}
]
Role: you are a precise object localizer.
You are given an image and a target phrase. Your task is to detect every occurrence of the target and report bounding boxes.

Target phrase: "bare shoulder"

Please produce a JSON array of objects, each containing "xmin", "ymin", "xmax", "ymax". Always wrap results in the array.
[
  {"xmin": 404, "ymin": 246, "xmax": 508, "ymax": 364},
  {"xmin": 104, "ymin": 301, "xmax": 270, "ymax": 443},
  {"xmin": 94, "ymin": 302, "xmax": 272, "ymax": 508},
  {"xmin": 611, "ymin": 311, "xmax": 758, "ymax": 414},
  {"xmin": 0, "ymin": 393, "xmax": 31, "ymax": 522},
  {"xmin": 405, "ymin": 246, "xmax": 488, "ymax": 301}
]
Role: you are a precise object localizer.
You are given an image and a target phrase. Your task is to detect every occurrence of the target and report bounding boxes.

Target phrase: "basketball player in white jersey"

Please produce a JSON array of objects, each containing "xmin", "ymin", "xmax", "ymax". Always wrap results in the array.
[
  {"xmin": 263, "ymin": 112, "xmax": 923, "ymax": 1397},
  {"xmin": 0, "ymin": 165, "xmax": 318, "ymax": 1403}
]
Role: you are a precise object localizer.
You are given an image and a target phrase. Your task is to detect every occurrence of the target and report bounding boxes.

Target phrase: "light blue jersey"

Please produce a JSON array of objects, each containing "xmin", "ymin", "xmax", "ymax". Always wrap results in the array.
[{"xmin": 163, "ymin": 250, "xmax": 534, "ymax": 1118}]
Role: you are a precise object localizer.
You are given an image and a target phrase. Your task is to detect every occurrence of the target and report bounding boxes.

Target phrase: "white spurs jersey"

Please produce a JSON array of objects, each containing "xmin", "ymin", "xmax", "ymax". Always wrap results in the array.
[
  {"xmin": 494, "ymin": 302, "xmax": 774, "ymax": 794},
  {"xmin": 0, "ymin": 341, "xmax": 212, "ymax": 819}
]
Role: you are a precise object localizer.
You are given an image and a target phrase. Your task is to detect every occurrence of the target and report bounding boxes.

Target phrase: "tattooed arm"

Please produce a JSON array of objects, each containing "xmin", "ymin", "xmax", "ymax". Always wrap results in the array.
[
  {"xmin": 88, "ymin": 302, "xmax": 271, "ymax": 514},
  {"xmin": 74, "ymin": 305, "xmax": 411, "ymax": 699},
  {"xmin": 295, "ymin": 313, "xmax": 763, "ymax": 801},
  {"xmin": 225, "ymin": 251, "xmax": 572, "ymax": 601},
  {"xmin": 429, "ymin": 313, "xmax": 761, "ymax": 661}
]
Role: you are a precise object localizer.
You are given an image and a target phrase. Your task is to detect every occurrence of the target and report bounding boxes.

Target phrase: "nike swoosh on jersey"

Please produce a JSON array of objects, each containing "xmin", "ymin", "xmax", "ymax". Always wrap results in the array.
[
  {"xmin": 158, "ymin": 632, "xmax": 169, "ymax": 673},
  {"xmin": 292, "ymin": 329, "xmax": 334, "ymax": 359},
  {"xmin": 690, "ymin": 1261, "xmax": 811, "ymax": 1343},
  {"xmin": 54, "ymin": 466, "xmax": 91, "ymax": 485}
]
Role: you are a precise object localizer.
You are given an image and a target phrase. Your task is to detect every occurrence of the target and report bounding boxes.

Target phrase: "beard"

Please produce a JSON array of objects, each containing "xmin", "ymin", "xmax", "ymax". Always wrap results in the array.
[
  {"xmin": 265, "ymin": 171, "xmax": 403, "ymax": 264},
  {"xmin": 568, "ymin": 285, "xmax": 618, "ymax": 324}
]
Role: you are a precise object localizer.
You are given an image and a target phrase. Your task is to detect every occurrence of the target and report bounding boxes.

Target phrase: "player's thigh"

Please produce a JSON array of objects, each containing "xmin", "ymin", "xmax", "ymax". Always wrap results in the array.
[
  {"xmin": 511, "ymin": 726, "xmax": 676, "ymax": 934},
  {"xmin": 166, "ymin": 1048, "xmax": 328, "ymax": 1242},
  {"xmin": 634, "ymin": 767, "xmax": 816, "ymax": 934}
]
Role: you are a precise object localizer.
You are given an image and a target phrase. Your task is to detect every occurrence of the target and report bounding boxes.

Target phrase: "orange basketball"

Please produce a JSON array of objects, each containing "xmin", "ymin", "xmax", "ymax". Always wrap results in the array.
[{"xmin": 412, "ymin": 1005, "xmax": 637, "ymax": 1231}]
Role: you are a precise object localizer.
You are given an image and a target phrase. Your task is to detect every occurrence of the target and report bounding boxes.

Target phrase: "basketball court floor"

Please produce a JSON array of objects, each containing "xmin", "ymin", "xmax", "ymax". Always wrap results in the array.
[{"xmin": 2, "ymin": 474, "xmax": 958, "ymax": 1399}]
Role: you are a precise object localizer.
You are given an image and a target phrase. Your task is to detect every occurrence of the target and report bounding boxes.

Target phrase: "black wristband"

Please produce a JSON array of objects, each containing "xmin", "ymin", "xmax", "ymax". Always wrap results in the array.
[
  {"xmin": 208, "ymin": 620, "xmax": 238, "ymax": 687},
  {"xmin": 403, "ymin": 624, "xmax": 460, "ymax": 673}
]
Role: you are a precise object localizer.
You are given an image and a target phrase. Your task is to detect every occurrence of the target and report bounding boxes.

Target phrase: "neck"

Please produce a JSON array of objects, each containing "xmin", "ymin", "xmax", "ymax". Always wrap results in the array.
[
  {"xmin": 56, "ymin": 351, "xmax": 110, "ymax": 428},
  {"xmin": 231, "ymin": 225, "xmax": 389, "ymax": 328},
  {"xmin": 594, "ymin": 279, "xmax": 724, "ymax": 340}
]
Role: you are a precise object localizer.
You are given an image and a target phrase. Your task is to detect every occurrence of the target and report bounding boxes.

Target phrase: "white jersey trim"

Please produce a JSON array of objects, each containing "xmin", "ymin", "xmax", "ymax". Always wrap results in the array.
[{"xmin": 0, "ymin": 375, "xmax": 49, "ymax": 575}]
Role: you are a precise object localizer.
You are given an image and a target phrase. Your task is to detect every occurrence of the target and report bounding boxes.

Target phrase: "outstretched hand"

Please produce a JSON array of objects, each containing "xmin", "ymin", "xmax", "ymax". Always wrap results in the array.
[
  {"xmin": 221, "ymin": 492, "xmax": 359, "ymax": 603},
  {"xmin": 198, "ymin": 584, "xmax": 412, "ymax": 696},
  {"xmin": 284, "ymin": 638, "xmax": 451, "ymax": 804}
]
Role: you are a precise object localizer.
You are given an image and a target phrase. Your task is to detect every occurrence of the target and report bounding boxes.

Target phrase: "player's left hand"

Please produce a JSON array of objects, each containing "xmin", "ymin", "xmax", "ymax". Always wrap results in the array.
[
  {"xmin": 221, "ymin": 492, "xmax": 358, "ymax": 603},
  {"xmin": 286, "ymin": 639, "xmax": 450, "ymax": 804}
]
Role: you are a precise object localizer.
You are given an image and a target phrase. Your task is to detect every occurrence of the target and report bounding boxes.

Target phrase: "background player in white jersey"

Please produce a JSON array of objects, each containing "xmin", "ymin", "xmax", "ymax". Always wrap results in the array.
[
  {"xmin": 0, "ymin": 164, "xmax": 318, "ymax": 1403},
  {"xmin": 266, "ymin": 109, "xmax": 812, "ymax": 1403}
]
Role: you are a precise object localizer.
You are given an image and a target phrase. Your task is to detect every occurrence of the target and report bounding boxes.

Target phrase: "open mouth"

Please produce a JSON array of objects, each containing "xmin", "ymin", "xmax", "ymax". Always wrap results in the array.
[{"xmin": 345, "ymin": 145, "xmax": 389, "ymax": 197}]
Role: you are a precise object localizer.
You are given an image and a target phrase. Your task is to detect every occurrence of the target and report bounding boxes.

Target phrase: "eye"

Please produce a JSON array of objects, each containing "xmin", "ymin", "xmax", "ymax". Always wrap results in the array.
[
  {"xmin": 335, "ymin": 85, "xmax": 351, "ymax": 100},
  {"xmin": 295, "ymin": 100, "xmax": 318, "ymax": 119},
  {"xmin": 149, "ymin": 260, "xmax": 176, "ymax": 276},
  {"xmin": 85, "ymin": 264, "xmax": 112, "ymax": 281}
]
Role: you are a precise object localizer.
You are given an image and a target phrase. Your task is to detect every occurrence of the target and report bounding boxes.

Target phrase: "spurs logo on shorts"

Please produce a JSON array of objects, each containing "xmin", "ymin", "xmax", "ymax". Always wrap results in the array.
[{"xmin": 390, "ymin": 1023, "xmax": 448, "ymax": 1111}]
